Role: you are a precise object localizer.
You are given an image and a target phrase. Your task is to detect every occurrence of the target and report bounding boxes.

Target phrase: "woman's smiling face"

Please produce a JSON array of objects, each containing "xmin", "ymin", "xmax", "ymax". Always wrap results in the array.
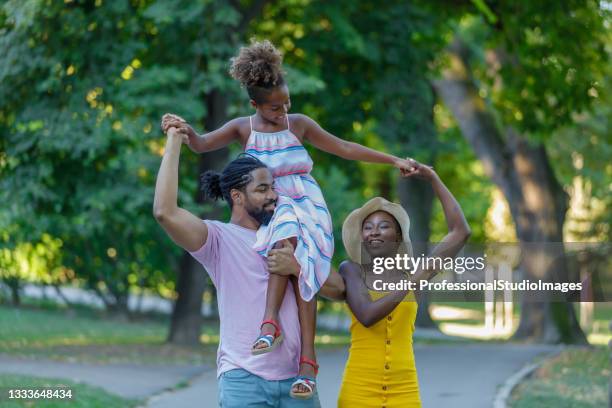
[{"xmin": 361, "ymin": 210, "xmax": 402, "ymax": 259}]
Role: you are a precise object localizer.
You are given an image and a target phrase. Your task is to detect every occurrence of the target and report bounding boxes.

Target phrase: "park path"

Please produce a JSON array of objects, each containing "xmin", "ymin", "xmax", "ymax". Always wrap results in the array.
[
  {"xmin": 144, "ymin": 343, "xmax": 559, "ymax": 407},
  {"xmin": 0, "ymin": 355, "xmax": 207, "ymax": 400},
  {"xmin": 0, "ymin": 343, "xmax": 558, "ymax": 407}
]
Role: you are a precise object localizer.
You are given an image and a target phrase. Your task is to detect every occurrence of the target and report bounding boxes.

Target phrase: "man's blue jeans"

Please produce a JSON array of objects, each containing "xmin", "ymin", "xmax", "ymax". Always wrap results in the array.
[{"xmin": 218, "ymin": 369, "xmax": 322, "ymax": 407}]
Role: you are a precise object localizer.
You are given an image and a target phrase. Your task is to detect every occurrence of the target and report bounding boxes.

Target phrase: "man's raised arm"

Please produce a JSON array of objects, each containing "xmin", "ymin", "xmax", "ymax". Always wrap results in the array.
[{"xmin": 153, "ymin": 127, "xmax": 208, "ymax": 252}]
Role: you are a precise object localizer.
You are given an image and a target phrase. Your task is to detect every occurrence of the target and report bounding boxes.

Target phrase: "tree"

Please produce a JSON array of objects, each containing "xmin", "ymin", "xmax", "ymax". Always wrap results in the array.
[
  {"xmin": 433, "ymin": 2, "xmax": 608, "ymax": 342},
  {"xmin": 146, "ymin": 0, "xmax": 274, "ymax": 344},
  {"xmin": 0, "ymin": 0, "xmax": 201, "ymax": 314}
]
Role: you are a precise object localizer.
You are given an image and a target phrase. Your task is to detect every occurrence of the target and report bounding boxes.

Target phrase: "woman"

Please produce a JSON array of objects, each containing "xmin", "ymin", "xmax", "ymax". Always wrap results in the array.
[{"xmin": 338, "ymin": 164, "xmax": 471, "ymax": 407}]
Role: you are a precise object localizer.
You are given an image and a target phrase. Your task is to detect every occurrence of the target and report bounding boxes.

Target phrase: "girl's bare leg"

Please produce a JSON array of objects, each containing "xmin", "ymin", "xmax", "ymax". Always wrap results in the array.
[
  {"xmin": 253, "ymin": 237, "xmax": 298, "ymax": 350},
  {"xmin": 291, "ymin": 275, "xmax": 317, "ymax": 394},
  {"xmin": 253, "ymin": 273, "xmax": 289, "ymax": 349}
]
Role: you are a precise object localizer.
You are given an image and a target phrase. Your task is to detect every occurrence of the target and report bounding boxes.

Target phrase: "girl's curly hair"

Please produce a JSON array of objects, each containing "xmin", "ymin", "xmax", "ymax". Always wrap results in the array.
[{"xmin": 229, "ymin": 39, "xmax": 285, "ymax": 103}]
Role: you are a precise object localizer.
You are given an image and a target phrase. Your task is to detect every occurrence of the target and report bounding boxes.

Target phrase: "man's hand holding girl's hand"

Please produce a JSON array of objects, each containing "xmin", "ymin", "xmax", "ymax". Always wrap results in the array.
[
  {"xmin": 166, "ymin": 126, "xmax": 189, "ymax": 144},
  {"xmin": 161, "ymin": 113, "xmax": 198, "ymax": 145}
]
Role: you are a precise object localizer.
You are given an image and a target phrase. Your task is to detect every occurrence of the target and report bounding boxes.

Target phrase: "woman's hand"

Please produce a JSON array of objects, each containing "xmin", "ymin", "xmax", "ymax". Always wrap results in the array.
[
  {"xmin": 393, "ymin": 157, "xmax": 417, "ymax": 175},
  {"xmin": 404, "ymin": 160, "xmax": 437, "ymax": 181},
  {"xmin": 395, "ymin": 157, "xmax": 436, "ymax": 180}
]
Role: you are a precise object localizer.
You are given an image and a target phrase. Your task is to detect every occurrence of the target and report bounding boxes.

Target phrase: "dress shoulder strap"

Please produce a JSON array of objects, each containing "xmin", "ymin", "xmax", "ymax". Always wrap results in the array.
[{"xmin": 286, "ymin": 115, "xmax": 291, "ymax": 132}]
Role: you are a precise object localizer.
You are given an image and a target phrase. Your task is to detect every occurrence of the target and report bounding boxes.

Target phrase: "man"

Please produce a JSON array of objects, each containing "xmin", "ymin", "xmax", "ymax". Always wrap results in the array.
[{"xmin": 153, "ymin": 126, "xmax": 344, "ymax": 407}]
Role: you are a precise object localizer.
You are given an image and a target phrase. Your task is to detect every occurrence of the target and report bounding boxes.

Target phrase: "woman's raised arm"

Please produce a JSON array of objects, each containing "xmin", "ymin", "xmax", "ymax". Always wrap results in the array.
[{"xmin": 405, "ymin": 166, "xmax": 471, "ymax": 282}]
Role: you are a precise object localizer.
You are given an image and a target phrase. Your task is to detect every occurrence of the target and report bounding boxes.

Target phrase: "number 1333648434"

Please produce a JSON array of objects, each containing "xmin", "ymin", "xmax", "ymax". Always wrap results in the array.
[{"xmin": 3, "ymin": 387, "xmax": 73, "ymax": 401}]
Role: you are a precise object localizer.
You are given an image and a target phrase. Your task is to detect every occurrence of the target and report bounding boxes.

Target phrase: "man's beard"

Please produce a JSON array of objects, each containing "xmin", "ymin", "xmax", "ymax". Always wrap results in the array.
[{"xmin": 246, "ymin": 200, "xmax": 276, "ymax": 226}]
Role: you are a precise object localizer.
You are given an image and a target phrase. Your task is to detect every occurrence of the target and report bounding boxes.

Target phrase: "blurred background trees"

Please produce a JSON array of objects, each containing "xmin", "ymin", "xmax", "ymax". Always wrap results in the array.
[{"xmin": 1, "ymin": 0, "xmax": 609, "ymax": 345}]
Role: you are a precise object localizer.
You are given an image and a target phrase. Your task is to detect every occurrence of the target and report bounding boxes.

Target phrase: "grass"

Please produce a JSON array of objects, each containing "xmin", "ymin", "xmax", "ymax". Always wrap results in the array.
[
  {"xmin": 575, "ymin": 302, "xmax": 612, "ymax": 345},
  {"xmin": 3, "ymin": 298, "xmax": 608, "ymax": 365},
  {"xmin": 509, "ymin": 346, "xmax": 610, "ymax": 408},
  {"xmin": 0, "ymin": 374, "xmax": 140, "ymax": 408},
  {"xmin": 0, "ymin": 305, "xmax": 217, "ymax": 365},
  {"xmin": 0, "ymin": 303, "xmax": 349, "ymax": 364}
]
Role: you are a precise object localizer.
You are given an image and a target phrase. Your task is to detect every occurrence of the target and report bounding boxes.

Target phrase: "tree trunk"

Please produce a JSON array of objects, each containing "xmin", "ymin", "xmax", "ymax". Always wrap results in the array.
[
  {"xmin": 167, "ymin": 0, "xmax": 270, "ymax": 345},
  {"xmin": 167, "ymin": 90, "xmax": 229, "ymax": 345},
  {"xmin": 168, "ymin": 251, "xmax": 208, "ymax": 344},
  {"xmin": 6, "ymin": 278, "xmax": 20, "ymax": 306},
  {"xmin": 397, "ymin": 83, "xmax": 438, "ymax": 329},
  {"xmin": 398, "ymin": 174, "xmax": 437, "ymax": 328},
  {"xmin": 53, "ymin": 284, "xmax": 74, "ymax": 307},
  {"xmin": 434, "ymin": 38, "xmax": 586, "ymax": 344}
]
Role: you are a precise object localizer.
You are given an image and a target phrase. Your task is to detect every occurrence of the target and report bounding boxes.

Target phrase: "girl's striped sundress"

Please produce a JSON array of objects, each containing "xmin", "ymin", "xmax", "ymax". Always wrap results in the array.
[{"xmin": 245, "ymin": 115, "xmax": 333, "ymax": 301}]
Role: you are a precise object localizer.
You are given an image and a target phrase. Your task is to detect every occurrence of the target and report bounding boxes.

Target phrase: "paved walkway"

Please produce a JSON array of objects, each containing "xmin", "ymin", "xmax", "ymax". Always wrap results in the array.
[
  {"xmin": 148, "ymin": 343, "xmax": 560, "ymax": 407},
  {"xmin": 0, "ymin": 355, "xmax": 207, "ymax": 400},
  {"xmin": 1, "ymin": 343, "xmax": 558, "ymax": 407}
]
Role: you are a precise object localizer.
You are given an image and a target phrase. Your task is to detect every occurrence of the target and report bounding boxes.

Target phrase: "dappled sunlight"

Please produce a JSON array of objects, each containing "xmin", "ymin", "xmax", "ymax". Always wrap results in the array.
[
  {"xmin": 587, "ymin": 333, "xmax": 612, "ymax": 346},
  {"xmin": 315, "ymin": 333, "xmax": 349, "ymax": 346},
  {"xmin": 0, "ymin": 334, "xmax": 165, "ymax": 351},
  {"xmin": 430, "ymin": 305, "xmax": 482, "ymax": 320},
  {"xmin": 432, "ymin": 303, "xmax": 516, "ymax": 340},
  {"xmin": 439, "ymin": 322, "xmax": 513, "ymax": 340},
  {"xmin": 200, "ymin": 334, "xmax": 220, "ymax": 344}
]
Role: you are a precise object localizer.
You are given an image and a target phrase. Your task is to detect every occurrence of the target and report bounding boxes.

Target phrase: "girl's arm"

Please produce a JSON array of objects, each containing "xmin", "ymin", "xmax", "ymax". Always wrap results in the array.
[
  {"xmin": 299, "ymin": 114, "xmax": 412, "ymax": 170},
  {"xmin": 340, "ymin": 261, "xmax": 408, "ymax": 328},
  {"xmin": 161, "ymin": 114, "xmax": 241, "ymax": 153}
]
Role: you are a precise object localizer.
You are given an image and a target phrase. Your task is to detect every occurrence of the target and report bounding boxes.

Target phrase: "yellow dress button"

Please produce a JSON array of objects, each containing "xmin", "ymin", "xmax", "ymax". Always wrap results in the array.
[
  {"xmin": 385, "ymin": 364, "xmax": 390, "ymax": 369},
  {"xmin": 382, "ymin": 385, "xmax": 387, "ymax": 391},
  {"xmin": 386, "ymin": 339, "xmax": 391, "ymax": 345},
  {"xmin": 387, "ymin": 315, "xmax": 392, "ymax": 321}
]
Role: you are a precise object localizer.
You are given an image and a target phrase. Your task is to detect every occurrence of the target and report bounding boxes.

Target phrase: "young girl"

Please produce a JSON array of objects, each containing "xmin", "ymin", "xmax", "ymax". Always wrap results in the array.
[{"xmin": 162, "ymin": 39, "xmax": 417, "ymax": 399}]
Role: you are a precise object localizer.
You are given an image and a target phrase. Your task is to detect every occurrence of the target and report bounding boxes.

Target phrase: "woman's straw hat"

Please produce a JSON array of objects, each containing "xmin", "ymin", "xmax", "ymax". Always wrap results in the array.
[{"xmin": 341, "ymin": 197, "xmax": 412, "ymax": 264}]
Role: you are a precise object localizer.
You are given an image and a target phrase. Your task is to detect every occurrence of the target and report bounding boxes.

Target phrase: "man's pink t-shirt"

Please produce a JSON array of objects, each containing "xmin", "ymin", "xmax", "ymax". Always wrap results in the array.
[{"xmin": 189, "ymin": 220, "xmax": 301, "ymax": 380}]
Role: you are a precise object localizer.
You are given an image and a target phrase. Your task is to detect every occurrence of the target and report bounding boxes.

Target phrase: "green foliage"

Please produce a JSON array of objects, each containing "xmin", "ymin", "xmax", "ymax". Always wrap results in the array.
[
  {"xmin": 548, "ymin": 73, "xmax": 612, "ymax": 241},
  {"xmin": 0, "ymin": 234, "xmax": 65, "ymax": 285},
  {"xmin": 1, "ymin": 0, "xmax": 609, "ymax": 314},
  {"xmin": 259, "ymin": 0, "xmax": 445, "ymax": 174},
  {"xmin": 0, "ymin": 0, "xmax": 202, "ymax": 306},
  {"xmin": 452, "ymin": 1, "xmax": 611, "ymax": 242},
  {"xmin": 460, "ymin": 1, "xmax": 609, "ymax": 137},
  {"xmin": 431, "ymin": 119, "xmax": 494, "ymax": 243},
  {"xmin": 311, "ymin": 166, "xmax": 362, "ymax": 265}
]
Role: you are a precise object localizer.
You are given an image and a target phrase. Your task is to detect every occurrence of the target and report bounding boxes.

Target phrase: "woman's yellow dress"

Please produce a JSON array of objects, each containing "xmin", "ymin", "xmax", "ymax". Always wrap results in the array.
[{"xmin": 338, "ymin": 291, "xmax": 421, "ymax": 407}]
